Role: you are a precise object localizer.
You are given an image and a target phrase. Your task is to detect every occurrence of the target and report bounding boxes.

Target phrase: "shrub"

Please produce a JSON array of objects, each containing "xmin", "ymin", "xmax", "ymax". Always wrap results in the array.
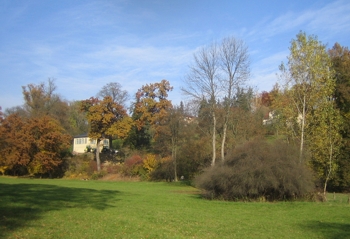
[
  {"xmin": 195, "ymin": 139, "xmax": 315, "ymax": 201},
  {"xmin": 91, "ymin": 170, "xmax": 107, "ymax": 180},
  {"xmin": 122, "ymin": 154, "xmax": 145, "ymax": 177},
  {"xmin": 143, "ymin": 154, "xmax": 158, "ymax": 179},
  {"xmin": 64, "ymin": 153, "xmax": 95, "ymax": 179},
  {"xmin": 103, "ymin": 161, "xmax": 122, "ymax": 174},
  {"xmin": 150, "ymin": 156, "xmax": 174, "ymax": 182}
]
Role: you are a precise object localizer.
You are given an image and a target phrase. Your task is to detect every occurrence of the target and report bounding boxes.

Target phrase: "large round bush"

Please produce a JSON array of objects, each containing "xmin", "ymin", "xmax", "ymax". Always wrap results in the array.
[{"xmin": 195, "ymin": 139, "xmax": 315, "ymax": 201}]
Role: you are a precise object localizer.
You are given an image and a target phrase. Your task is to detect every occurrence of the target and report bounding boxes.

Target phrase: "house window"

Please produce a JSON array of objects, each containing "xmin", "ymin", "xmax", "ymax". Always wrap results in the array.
[
  {"xmin": 76, "ymin": 138, "xmax": 87, "ymax": 144},
  {"xmin": 103, "ymin": 139, "xmax": 108, "ymax": 146}
]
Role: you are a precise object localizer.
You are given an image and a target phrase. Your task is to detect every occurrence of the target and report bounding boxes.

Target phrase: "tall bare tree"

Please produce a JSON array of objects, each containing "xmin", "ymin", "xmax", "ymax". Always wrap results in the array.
[
  {"xmin": 97, "ymin": 82, "xmax": 129, "ymax": 108},
  {"xmin": 219, "ymin": 37, "xmax": 250, "ymax": 161},
  {"xmin": 22, "ymin": 78, "xmax": 58, "ymax": 117},
  {"xmin": 182, "ymin": 43, "xmax": 220, "ymax": 166}
]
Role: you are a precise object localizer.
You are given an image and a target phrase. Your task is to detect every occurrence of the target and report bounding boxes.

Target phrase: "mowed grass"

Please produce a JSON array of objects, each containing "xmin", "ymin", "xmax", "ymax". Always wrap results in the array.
[{"xmin": 0, "ymin": 177, "xmax": 349, "ymax": 239}]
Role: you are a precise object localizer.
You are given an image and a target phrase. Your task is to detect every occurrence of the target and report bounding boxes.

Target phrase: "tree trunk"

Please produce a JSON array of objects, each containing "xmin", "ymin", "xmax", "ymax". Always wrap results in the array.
[
  {"xmin": 172, "ymin": 137, "xmax": 178, "ymax": 182},
  {"xmin": 108, "ymin": 135, "xmax": 113, "ymax": 149},
  {"xmin": 96, "ymin": 139, "xmax": 101, "ymax": 172},
  {"xmin": 221, "ymin": 120, "xmax": 227, "ymax": 162},
  {"xmin": 174, "ymin": 147, "xmax": 178, "ymax": 182},
  {"xmin": 299, "ymin": 96, "xmax": 306, "ymax": 163},
  {"xmin": 212, "ymin": 111, "xmax": 216, "ymax": 166},
  {"xmin": 323, "ymin": 142, "xmax": 334, "ymax": 196}
]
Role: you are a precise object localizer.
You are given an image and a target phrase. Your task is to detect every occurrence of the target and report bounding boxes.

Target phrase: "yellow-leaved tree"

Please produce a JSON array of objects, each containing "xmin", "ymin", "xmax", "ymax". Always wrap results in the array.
[
  {"xmin": 278, "ymin": 32, "xmax": 341, "ymax": 195},
  {"xmin": 134, "ymin": 79, "xmax": 173, "ymax": 139},
  {"xmin": 143, "ymin": 154, "xmax": 158, "ymax": 179},
  {"xmin": 309, "ymin": 99, "xmax": 342, "ymax": 196},
  {"xmin": 81, "ymin": 96, "xmax": 132, "ymax": 171},
  {"xmin": 279, "ymin": 32, "xmax": 337, "ymax": 163}
]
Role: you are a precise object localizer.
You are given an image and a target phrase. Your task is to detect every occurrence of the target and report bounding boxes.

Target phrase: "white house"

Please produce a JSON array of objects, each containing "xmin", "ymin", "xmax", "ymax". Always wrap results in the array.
[
  {"xmin": 73, "ymin": 133, "xmax": 109, "ymax": 154},
  {"xmin": 263, "ymin": 111, "xmax": 275, "ymax": 125}
]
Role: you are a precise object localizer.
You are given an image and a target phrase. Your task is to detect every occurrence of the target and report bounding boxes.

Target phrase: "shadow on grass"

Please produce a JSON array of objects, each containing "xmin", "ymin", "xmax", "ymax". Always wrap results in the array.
[
  {"xmin": 302, "ymin": 221, "xmax": 350, "ymax": 239},
  {"xmin": 0, "ymin": 183, "xmax": 120, "ymax": 238}
]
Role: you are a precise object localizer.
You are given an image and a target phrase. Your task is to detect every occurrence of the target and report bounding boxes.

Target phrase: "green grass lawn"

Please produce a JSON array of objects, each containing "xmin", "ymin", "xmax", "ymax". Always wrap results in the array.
[{"xmin": 0, "ymin": 177, "xmax": 349, "ymax": 239}]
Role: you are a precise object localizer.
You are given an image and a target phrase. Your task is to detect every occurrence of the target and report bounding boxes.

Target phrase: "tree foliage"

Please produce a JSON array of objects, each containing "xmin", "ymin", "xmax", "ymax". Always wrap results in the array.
[
  {"xmin": 328, "ymin": 43, "xmax": 350, "ymax": 191},
  {"xmin": 0, "ymin": 114, "xmax": 71, "ymax": 176},
  {"xmin": 67, "ymin": 101, "xmax": 89, "ymax": 136},
  {"xmin": 21, "ymin": 79, "xmax": 72, "ymax": 134},
  {"xmin": 278, "ymin": 32, "xmax": 336, "ymax": 163},
  {"xmin": 309, "ymin": 99, "xmax": 342, "ymax": 195},
  {"xmin": 134, "ymin": 79, "xmax": 173, "ymax": 137},
  {"xmin": 81, "ymin": 96, "xmax": 132, "ymax": 171}
]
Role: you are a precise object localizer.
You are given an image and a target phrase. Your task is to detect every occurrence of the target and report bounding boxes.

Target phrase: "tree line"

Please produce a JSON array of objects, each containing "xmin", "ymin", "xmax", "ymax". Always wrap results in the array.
[{"xmin": 0, "ymin": 32, "xmax": 349, "ymax": 199}]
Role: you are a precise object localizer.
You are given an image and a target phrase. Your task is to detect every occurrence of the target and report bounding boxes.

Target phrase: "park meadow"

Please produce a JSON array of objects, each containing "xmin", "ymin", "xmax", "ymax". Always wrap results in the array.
[{"xmin": 0, "ymin": 177, "xmax": 349, "ymax": 239}]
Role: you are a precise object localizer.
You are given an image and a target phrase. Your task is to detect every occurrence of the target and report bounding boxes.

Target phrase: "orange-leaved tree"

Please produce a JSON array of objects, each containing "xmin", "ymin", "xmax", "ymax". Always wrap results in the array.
[
  {"xmin": 0, "ymin": 114, "xmax": 71, "ymax": 176},
  {"xmin": 26, "ymin": 116, "xmax": 71, "ymax": 175},
  {"xmin": 134, "ymin": 79, "xmax": 173, "ymax": 140},
  {"xmin": 81, "ymin": 96, "xmax": 132, "ymax": 171},
  {"xmin": 0, "ymin": 114, "xmax": 29, "ymax": 175}
]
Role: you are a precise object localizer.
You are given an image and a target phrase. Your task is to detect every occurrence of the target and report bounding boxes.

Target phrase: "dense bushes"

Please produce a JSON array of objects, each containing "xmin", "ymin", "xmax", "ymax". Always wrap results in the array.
[
  {"xmin": 195, "ymin": 139, "xmax": 315, "ymax": 201},
  {"xmin": 64, "ymin": 154, "xmax": 95, "ymax": 179}
]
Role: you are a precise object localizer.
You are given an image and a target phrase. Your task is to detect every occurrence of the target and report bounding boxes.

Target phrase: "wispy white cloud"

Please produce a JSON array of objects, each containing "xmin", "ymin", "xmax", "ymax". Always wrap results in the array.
[
  {"xmin": 17, "ymin": 38, "xmax": 195, "ymax": 104},
  {"xmin": 250, "ymin": 50, "xmax": 288, "ymax": 90},
  {"xmin": 246, "ymin": 0, "xmax": 350, "ymax": 92},
  {"xmin": 1, "ymin": 0, "xmax": 349, "ymax": 110},
  {"xmin": 250, "ymin": 0, "xmax": 350, "ymax": 42}
]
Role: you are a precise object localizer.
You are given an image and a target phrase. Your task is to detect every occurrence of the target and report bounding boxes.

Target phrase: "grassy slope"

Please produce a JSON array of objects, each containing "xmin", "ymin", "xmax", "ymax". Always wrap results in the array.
[{"xmin": 0, "ymin": 177, "xmax": 349, "ymax": 239}]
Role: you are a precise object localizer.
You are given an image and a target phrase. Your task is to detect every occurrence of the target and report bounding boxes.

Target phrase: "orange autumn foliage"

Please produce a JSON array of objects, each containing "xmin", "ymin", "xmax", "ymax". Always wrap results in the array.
[{"xmin": 0, "ymin": 114, "xmax": 71, "ymax": 175}]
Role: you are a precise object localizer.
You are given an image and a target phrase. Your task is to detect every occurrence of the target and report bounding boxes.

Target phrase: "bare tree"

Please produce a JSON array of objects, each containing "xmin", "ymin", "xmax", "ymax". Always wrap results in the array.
[
  {"xmin": 219, "ymin": 37, "xmax": 250, "ymax": 161},
  {"xmin": 182, "ymin": 37, "xmax": 250, "ymax": 165},
  {"xmin": 97, "ymin": 82, "xmax": 129, "ymax": 108},
  {"xmin": 182, "ymin": 43, "xmax": 220, "ymax": 166},
  {"xmin": 22, "ymin": 78, "xmax": 58, "ymax": 117}
]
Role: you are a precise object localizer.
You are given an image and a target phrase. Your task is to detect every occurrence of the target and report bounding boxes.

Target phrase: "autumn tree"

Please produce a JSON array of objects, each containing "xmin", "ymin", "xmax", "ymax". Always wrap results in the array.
[
  {"xmin": 0, "ymin": 114, "xmax": 71, "ymax": 176},
  {"xmin": 134, "ymin": 79, "xmax": 173, "ymax": 140},
  {"xmin": 81, "ymin": 96, "xmax": 132, "ymax": 171},
  {"xmin": 279, "ymin": 32, "xmax": 336, "ymax": 163},
  {"xmin": 328, "ymin": 43, "xmax": 350, "ymax": 190},
  {"xmin": 25, "ymin": 116, "xmax": 71, "ymax": 176},
  {"xmin": 221, "ymin": 87, "xmax": 265, "ymax": 146},
  {"xmin": 22, "ymin": 79, "xmax": 71, "ymax": 133},
  {"xmin": 23, "ymin": 79, "xmax": 60, "ymax": 116},
  {"xmin": 0, "ymin": 114, "xmax": 28, "ymax": 175},
  {"xmin": 97, "ymin": 82, "xmax": 130, "ymax": 149},
  {"xmin": 155, "ymin": 104, "xmax": 186, "ymax": 181},
  {"xmin": 167, "ymin": 106, "xmax": 184, "ymax": 181},
  {"xmin": 4, "ymin": 106, "xmax": 28, "ymax": 118},
  {"xmin": 309, "ymin": 98, "xmax": 342, "ymax": 195}
]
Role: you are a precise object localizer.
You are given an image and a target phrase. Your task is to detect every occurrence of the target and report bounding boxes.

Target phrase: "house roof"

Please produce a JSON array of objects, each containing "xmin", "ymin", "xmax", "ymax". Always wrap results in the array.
[{"xmin": 73, "ymin": 133, "xmax": 88, "ymax": 138}]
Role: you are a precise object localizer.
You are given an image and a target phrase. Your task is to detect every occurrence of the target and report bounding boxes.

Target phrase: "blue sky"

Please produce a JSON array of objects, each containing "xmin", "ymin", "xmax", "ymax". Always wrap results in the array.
[{"xmin": 1, "ymin": 0, "xmax": 349, "ymax": 110}]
